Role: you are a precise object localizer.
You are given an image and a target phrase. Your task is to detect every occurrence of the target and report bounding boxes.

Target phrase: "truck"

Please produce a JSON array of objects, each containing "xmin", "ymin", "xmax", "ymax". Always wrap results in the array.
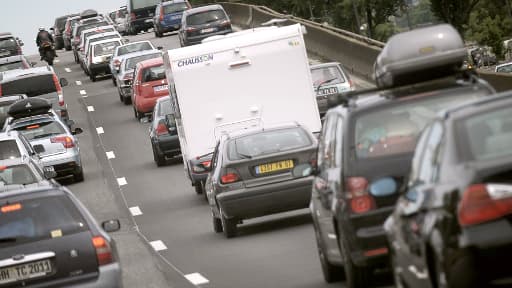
[{"xmin": 163, "ymin": 23, "xmax": 322, "ymax": 194}]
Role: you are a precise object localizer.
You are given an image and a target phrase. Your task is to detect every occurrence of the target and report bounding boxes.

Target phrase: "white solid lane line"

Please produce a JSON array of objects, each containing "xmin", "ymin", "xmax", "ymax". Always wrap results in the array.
[
  {"xmin": 96, "ymin": 127, "xmax": 104, "ymax": 135},
  {"xmin": 87, "ymin": 106, "xmax": 95, "ymax": 112},
  {"xmin": 149, "ymin": 240, "xmax": 167, "ymax": 251},
  {"xmin": 117, "ymin": 177, "xmax": 127, "ymax": 187},
  {"xmin": 64, "ymin": 68, "xmax": 71, "ymax": 73},
  {"xmin": 76, "ymin": 80, "xmax": 82, "ymax": 86},
  {"xmin": 185, "ymin": 273, "xmax": 209, "ymax": 285},
  {"xmin": 106, "ymin": 151, "xmax": 116, "ymax": 159},
  {"xmin": 129, "ymin": 206, "xmax": 143, "ymax": 216}
]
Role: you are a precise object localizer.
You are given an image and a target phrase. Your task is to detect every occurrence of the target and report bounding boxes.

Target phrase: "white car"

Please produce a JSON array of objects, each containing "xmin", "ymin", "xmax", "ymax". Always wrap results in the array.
[
  {"xmin": 495, "ymin": 62, "xmax": 512, "ymax": 73},
  {"xmin": 87, "ymin": 38, "xmax": 123, "ymax": 81},
  {"xmin": 109, "ymin": 40, "xmax": 156, "ymax": 86},
  {"xmin": 80, "ymin": 31, "xmax": 121, "ymax": 73}
]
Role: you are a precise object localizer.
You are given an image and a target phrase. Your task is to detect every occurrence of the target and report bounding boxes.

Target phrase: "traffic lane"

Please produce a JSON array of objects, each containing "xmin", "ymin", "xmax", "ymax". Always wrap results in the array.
[{"xmin": 35, "ymin": 51, "xmax": 185, "ymax": 288}]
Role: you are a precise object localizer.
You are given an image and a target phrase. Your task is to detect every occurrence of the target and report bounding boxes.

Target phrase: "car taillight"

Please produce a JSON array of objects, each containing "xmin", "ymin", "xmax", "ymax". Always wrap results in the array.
[
  {"xmin": 220, "ymin": 20, "xmax": 231, "ymax": 27},
  {"xmin": 17, "ymin": 46, "xmax": 22, "ymax": 55},
  {"xmin": 185, "ymin": 27, "xmax": 197, "ymax": 33},
  {"xmin": 92, "ymin": 236, "xmax": 113, "ymax": 266},
  {"xmin": 51, "ymin": 136, "xmax": 75, "ymax": 148},
  {"xmin": 345, "ymin": 177, "xmax": 376, "ymax": 214},
  {"xmin": 131, "ymin": 12, "xmax": 136, "ymax": 21},
  {"xmin": 159, "ymin": 7, "xmax": 164, "ymax": 21},
  {"xmin": 52, "ymin": 74, "xmax": 64, "ymax": 106},
  {"xmin": 0, "ymin": 84, "xmax": 2, "ymax": 96},
  {"xmin": 156, "ymin": 121, "xmax": 168, "ymax": 136},
  {"xmin": 221, "ymin": 169, "xmax": 240, "ymax": 184},
  {"xmin": 348, "ymin": 79, "xmax": 355, "ymax": 90},
  {"xmin": 458, "ymin": 184, "xmax": 512, "ymax": 227},
  {"xmin": 113, "ymin": 59, "xmax": 121, "ymax": 68}
]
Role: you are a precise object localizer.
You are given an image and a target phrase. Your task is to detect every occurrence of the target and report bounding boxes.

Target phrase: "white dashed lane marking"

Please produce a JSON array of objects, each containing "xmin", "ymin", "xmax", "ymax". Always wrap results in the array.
[
  {"xmin": 129, "ymin": 206, "xmax": 143, "ymax": 216},
  {"xmin": 96, "ymin": 127, "xmax": 104, "ymax": 135},
  {"xmin": 64, "ymin": 68, "xmax": 71, "ymax": 73},
  {"xmin": 106, "ymin": 151, "xmax": 116, "ymax": 159},
  {"xmin": 117, "ymin": 177, "xmax": 127, "ymax": 187},
  {"xmin": 149, "ymin": 240, "xmax": 167, "ymax": 251},
  {"xmin": 76, "ymin": 81, "xmax": 82, "ymax": 86},
  {"xmin": 54, "ymin": 59, "xmax": 60, "ymax": 63},
  {"xmin": 80, "ymin": 90, "xmax": 87, "ymax": 95},
  {"xmin": 87, "ymin": 106, "xmax": 95, "ymax": 112},
  {"xmin": 185, "ymin": 273, "xmax": 209, "ymax": 285}
]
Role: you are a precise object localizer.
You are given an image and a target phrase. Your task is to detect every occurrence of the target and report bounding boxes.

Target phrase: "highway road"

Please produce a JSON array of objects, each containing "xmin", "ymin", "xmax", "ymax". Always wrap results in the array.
[{"xmin": 39, "ymin": 30, "xmax": 389, "ymax": 288}]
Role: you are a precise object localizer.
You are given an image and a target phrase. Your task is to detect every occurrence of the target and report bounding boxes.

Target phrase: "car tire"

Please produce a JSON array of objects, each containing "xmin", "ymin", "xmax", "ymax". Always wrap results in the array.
[
  {"xmin": 315, "ymin": 227, "xmax": 345, "ymax": 283},
  {"xmin": 212, "ymin": 215, "xmax": 223, "ymax": 233},
  {"xmin": 74, "ymin": 169, "xmax": 85, "ymax": 182},
  {"xmin": 152, "ymin": 145, "xmax": 166, "ymax": 167},
  {"xmin": 65, "ymin": 45, "xmax": 71, "ymax": 51},
  {"xmin": 112, "ymin": 76, "xmax": 117, "ymax": 87},
  {"xmin": 122, "ymin": 95, "xmax": 131, "ymax": 105},
  {"xmin": 340, "ymin": 239, "xmax": 369, "ymax": 288},
  {"xmin": 194, "ymin": 182, "xmax": 204, "ymax": 194},
  {"xmin": 434, "ymin": 249, "xmax": 479, "ymax": 288},
  {"xmin": 220, "ymin": 208, "xmax": 237, "ymax": 238},
  {"xmin": 90, "ymin": 73, "xmax": 96, "ymax": 82},
  {"xmin": 134, "ymin": 107, "xmax": 143, "ymax": 120},
  {"xmin": 74, "ymin": 53, "xmax": 79, "ymax": 64}
]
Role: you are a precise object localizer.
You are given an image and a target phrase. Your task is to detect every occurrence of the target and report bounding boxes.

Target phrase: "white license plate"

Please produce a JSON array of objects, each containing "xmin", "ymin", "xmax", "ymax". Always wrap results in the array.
[
  {"xmin": 0, "ymin": 259, "xmax": 53, "ymax": 284},
  {"xmin": 201, "ymin": 28, "xmax": 215, "ymax": 34},
  {"xmin": 153, "ymin": 85, "xmax": 168, "ymax": 92}
]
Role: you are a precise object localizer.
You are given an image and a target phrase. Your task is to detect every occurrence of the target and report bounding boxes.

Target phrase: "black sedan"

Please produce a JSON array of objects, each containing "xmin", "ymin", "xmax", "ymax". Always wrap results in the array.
[
  {"xmin": 205, "ymin": 123, "xmax": 317, "ymax": 238},
  {"xmin": 385, "ymin": 92, "xmax": 512, "ymax": 288},
  {"xmin": 149, "ymin": 96, "xmax": 180, "ymax": 166},
  {"xmin": 0, "ymin": 186, "xmax": 122, "ymax": 287}
]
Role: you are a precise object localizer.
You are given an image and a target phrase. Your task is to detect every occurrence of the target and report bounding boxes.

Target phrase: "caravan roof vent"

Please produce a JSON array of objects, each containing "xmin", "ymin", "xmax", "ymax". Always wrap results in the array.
[{"xmin": 374, "ymin": 24, "xmax": 466, "ymax": 89}]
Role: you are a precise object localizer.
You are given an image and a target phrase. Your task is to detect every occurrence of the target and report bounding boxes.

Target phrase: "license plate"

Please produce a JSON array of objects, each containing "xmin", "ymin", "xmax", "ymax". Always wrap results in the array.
[
  {"xmin": 0, "ymin": 51, "xmax": 9, "ymax": 56},
  {"xmin": 0, "ymin": 259, "xmax": 53, "ymax": 285},
  {"xmin": 201, "ymin": 28, "xmax": 216, "ymax": 34},
  {"xmin": 255, "ymin": 160, "xmax": 294, "ymax": 174},
  {"xmin": 153, "ymin": 84, "xmax": 168, "ymax": 92},
  {"xmin": 317, "ymin": 86, "xmax": 339, "ymax": 96}
]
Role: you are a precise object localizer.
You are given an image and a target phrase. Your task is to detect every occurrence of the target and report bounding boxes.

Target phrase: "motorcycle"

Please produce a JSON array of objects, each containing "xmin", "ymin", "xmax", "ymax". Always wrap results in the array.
[{"xmin": 40, "ymin": 41, "xmax": 55, "ymax": 66}]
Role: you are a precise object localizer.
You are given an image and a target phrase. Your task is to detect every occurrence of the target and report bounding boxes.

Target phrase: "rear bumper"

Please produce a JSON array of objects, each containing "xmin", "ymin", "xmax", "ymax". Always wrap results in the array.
[
  {"xmin": 216, "ymin": 176, "xmax": 313, "ymax": 220},
  {"xmin": 41, "ymin": 152, "xmax": 81, "ymax": 177},
  {"xmin": 130, "ymin": 19, "xmax": 153, "ymax": 31},
  {"xmin": 154, "ymin": 135, "xmax": 180, "ymax": 156},
  {"xmin": 89, "ymin": 63, "xmax": 111, "ymax": 75},
  {"xmin": 157, "ymin": 21, "xmax": 181, "ymax": 32},
  {"xmin": 68, "ymin": 263, "xmax": 122, "ymax": 288},
  {"xmin": 136, "ymin": 97, "xmax": 163, "ymax": 113}
]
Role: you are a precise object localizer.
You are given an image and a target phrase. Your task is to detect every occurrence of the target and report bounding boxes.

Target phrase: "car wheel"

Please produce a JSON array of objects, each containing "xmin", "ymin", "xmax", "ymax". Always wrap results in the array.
[
  {"xmin": 194, "ymin": 182, "xmax": 204, "ymax": 194},
  {"xmin": 220, "ymin": 208, "xmax": 237, "ymax": 238},
  {"xmin": 315, "ymin": 227, "xmax": 345, "ymax": 283},
  {"xmin": 74, "ymin": 169, "xmax": 84, "ymax": 182},
  {"xmin": 90, "ymin": 73, "xmax": 96, "ymax": 82},
  {"xmin": 433, "ymin": 249, "xmax": 478, "ymax": 288},
  {"xmin": 152, "ymin": 145, "xmax": 166, "ymax": 167},
  {"xmin": 112, "ymin": 76, "xmax": 117, "ymax": 87},
  {"xmin": 74, "ymin": 53, "xmax": 79, "ymax": 64},
  {"xmin": 340, "ymin": 239, "xmax": 369, "ymax": 288},
  {"xmin": 212, "ymin": 214, "xmax": 223, "ymax": 233},
  {"xmin": 122, "ymin": 95, "xmax": 131, "ymax": 105},
  {"xmin": 65, "ymin": 45, "xmax": 71, "ymax": 51}
]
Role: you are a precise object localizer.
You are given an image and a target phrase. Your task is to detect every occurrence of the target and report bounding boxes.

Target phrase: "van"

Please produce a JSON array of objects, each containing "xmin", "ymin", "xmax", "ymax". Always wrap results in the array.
[
  {"xmin": 126, "ymin": 0, "xmax": 160, "ymax": 35},
  {"xmin": 164, "ymin": 23, "xmax": 321, "ymax": 193}
]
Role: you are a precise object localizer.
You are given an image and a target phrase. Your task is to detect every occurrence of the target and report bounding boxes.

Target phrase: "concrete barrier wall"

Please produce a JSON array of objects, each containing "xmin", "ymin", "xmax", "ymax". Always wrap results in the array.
[{"xmin": 222, "ymin": 2, "xmax": 512, "ymax": 91}]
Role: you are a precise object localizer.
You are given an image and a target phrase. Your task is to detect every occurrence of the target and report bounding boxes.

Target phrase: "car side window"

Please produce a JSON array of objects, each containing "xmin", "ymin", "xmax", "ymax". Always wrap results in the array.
[
  {"xmin": 334, "ymin": 116, "xmax": 343, "ymax": 167},
  {"xmin": 211, "ymin": 141, "xmax": 221, "ymax": 171},
  {"xmin": 418, "ymin": 122, "xmax": 443, "ymax": 185},
  {"xmin": 317, "ymin": 115, "xmax": 336, "ymax": 169}
]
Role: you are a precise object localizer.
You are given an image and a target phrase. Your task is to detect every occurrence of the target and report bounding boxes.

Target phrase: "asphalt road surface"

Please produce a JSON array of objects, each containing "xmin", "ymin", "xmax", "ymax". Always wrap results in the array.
[{"xmin": 35, "ymin": 30, "xmax": 389, "ymax": 288}]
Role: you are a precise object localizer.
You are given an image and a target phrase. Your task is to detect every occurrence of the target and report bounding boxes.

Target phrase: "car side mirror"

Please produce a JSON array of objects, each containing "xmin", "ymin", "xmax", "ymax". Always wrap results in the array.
[
  {"xmin": 157, "ymin": 46, "xmax": 163, "ymax": 50},
  {"xmin": 33, "ymin": 144, "xmax": 45, "ymax": 154},
  {"xmin": 102, "ymin": 219, "xmax": 121, "ymax": 233},
  {"xmin": 292, "ymin": 163, "xmax": 315, "ymax": 178},
  {"xmin": 60, "ymin": 78, "xmax": 68, "ymax": 87},
  {"xmin": 72, "ymin": 127, "xmax": 83, "ymax": 135},
  {"xmin": 43, "ymin": 166, "xmax": 57, "ymax": 179}
]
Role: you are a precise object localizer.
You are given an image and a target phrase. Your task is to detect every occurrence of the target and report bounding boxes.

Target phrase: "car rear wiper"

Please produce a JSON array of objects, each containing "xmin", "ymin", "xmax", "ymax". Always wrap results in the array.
[{"xmin": 316, "ymin": 77, "xmax": 338, "ymax": 92}]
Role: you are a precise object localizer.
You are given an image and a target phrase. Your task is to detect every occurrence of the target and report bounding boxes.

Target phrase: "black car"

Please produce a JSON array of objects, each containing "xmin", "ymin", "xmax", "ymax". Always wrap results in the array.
[
  {"xmin": 126, "ymin": 0, "xmax": 158, "ymax": 35},
  {"xmin": 385, "ymin": 92, "xmax": 512, "ymax": 288},
  {"xmin": 0, "ymin": 186, "xmax": 122, "ymax": 287},
  {"xmin": 0, "ymin": 33, "xmax": 23, "ymax": 58},
  {"xmin": 0, "ymin": 95, "xmax": 26, "ymax": 128},
  {"xmin": 51, "ymin": 14, "xmax": 79, "ymax": 50},
  {"xmin": 150, "ymin": 96, "xmax": 181, "ymax": 166},
  {"xmin": 178, "ymin": 4, "xmax": 232, "ymax": 47},
  {"xmin": 205, "ymin": 123, "xmax": 317, "ymax": 238},
  {"xmin": 297, "ymin": 24, "xmax": 496, "ymax": 287}
]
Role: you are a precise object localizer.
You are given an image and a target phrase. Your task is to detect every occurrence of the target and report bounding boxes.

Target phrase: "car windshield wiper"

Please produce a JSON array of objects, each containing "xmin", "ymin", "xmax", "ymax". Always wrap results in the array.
[{"xmin": 316, "ymin": 77, "xmax": 338, "ymax": 91}]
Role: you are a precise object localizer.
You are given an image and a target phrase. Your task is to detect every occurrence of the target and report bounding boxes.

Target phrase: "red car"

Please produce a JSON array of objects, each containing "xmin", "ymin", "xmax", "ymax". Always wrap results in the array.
[{"xmin": 131, "ymin": 57, "xmax": 168, "ymax": 120}]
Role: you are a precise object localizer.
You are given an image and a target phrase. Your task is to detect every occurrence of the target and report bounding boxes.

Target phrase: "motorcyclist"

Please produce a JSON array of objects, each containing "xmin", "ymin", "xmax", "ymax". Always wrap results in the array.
[{"xmin": 36, "ymin": 27, "xmax": 57, "ymax": 60}]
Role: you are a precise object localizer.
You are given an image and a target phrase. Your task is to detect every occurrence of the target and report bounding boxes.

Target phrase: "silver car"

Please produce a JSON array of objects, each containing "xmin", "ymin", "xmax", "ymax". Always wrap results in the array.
[
  {"xmin": 109, "ymin": 40, "xmax": 156, "ymax": 86},
  {"xmin": 310, "ymin": 62, "xmax": 354, "ymax": 116},
  {"xmin": 0, "ymin": 157, "xmax": 57, "ymax": 191},
  {"xmin": 5, "ymin": 111, "xmax": 84, "ymax": 182},
  {"xmin": 0, "ymin": 130, "xmax": 40, "ymax": 165}
]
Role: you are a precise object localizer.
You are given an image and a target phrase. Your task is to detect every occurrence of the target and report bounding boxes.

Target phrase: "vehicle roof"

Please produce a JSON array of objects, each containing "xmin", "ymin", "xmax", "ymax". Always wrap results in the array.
[
  {"xmin": 91, "ymin": 38, "xmax": 122, "ymax": 47},
  {"xmin": 0, "ymin": 66, "xmax": 54, "ymax": 82},
  {"xmin": 0, "ymin": 55, "xmax": 26, "ymax": 64},
  {"xmin": 0, "ymin": 33, "xmax": 14, "ymax": 39},
  {"xmin": 184, "ymin": 4, "xmax": 223, "ymax": 15},
  {"xmin": 310, "ymin": 62, "xmax": 342, "ymax": 69},
  {"xmin": 87, "ymin": 31, "xmax": 119, "ymax": 40},
  {"xmin": 117, "ymin": 40, "xmax": 153, "ymax": 49},
  {"xmin": 123, "ymin": 50, "xmax": 161, "ymax": 61},
  {"xmin": 82, "ymin": 25, "xmax": 115, "ymax": 35},
  {"xmin": 136, "ymin": 56, "xmax": 164, "ymax": 68},
  {"xmin": 0, "ymin": 130, "xmax": 20, "ymax": 140},
  {"xmin": 162, "ymin": 0, "xmax": 188, "ymax": 6},
  {"xmin": 496, "ymin": 62, "xmax": 512, "ymax": 69},
  {"xmin": 156, "ymin": 95, "xmax": 170, "ymax": 104},
  {"xmin": 441, "ymin": 90, "xmax": 512, "ymax": 120}
]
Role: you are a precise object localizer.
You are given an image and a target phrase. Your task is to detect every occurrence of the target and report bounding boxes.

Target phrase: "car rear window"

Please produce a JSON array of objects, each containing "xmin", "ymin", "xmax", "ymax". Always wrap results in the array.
[
  {"xmin": 0, "ymin": 195, "xmax": 88, "ymax": 246},
  {"xmin": 0, "ymin": 61, "xmax": 25, "ymax": 72},
  {"xmin": 142, "ymin": 65, "xmax": 165, "ymax": 82},
  {"xmin": 125, "ymin": 53, "xmax": 161, "ymax": 70},
  {"xmin": 354, "ymin": 91, "xmax": 487, "ymax": 159},
  {"xmin": 496, "ymin": 64, "xmax": 512, "ymax": 73},
  {"xmin": 117, "ymin": 42, "xmax": 153, "ymax": 56},
  {"xmin": 77, "ymin": 22, "xmax": 109, "ymax": 36},
  {"xmin": 0, "ymin": 164, "xmax": 37, "ymax": 185},
  {"xmin": 164, "ymin": 3, "xmax": 188, "ymax": 14},
  {"xmin": 158, "ymin": 98, "xmax": 172, "ymax": 116},
  {"xmin": 1, "ymin": 75, "xmax": 56, "ymax": 97},
  {"xmin": 228, "ymin": 127, "xmax": 312, "ymax": 160},
  {"xmin": 186, "ymin": 10, "xmax": 226, "ymax": 26},
  {"xmin": 93, "ymin": 41, "xmax": 121, "ymax": 56},
  {"xmin": 457, "ymin": 105, "xmax": 512, "ymax": 161},
  {"xmin": 0, "ymin": 38, "xmax": 17, "ymax": 49},
  {"xmin": 0, "ymin": 140, "xmax": 21, "ymax": 160},
  {"xmin": 13, "ymin": 121, "xmax": 66, "ymax": 141},
  {"xmin": 311, "ymin": 66, "xmax": 346, "ymax": 86}
]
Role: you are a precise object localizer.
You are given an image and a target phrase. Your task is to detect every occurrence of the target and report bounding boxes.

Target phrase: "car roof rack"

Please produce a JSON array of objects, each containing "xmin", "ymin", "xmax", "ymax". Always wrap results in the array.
[{"xmin": 7, "ymin": 98, "xmax": 52, "ymax": 119}]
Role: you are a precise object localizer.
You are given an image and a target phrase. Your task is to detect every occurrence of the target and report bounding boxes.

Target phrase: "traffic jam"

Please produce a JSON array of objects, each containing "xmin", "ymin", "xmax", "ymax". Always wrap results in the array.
[{"xmin": 0, "ymin": 0, "xmax": 511, "ymax": 287}]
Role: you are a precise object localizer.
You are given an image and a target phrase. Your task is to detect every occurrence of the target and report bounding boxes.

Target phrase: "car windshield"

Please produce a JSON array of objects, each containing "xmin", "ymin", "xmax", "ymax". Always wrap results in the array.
[
  {"xmin": 186, "ymin": 10, "xmax": 226, "ymax": 26},
  {"xmin": 0, "ymin": 38, "xmax": 17, "ymax": 49},
  {"xmin": 0, "ymin": 140, "xmax": 21, "ymax": 160},
  {"xmin": 94, "ymin": 41, "xmax": 120, "ymax": 56},
  {"xmin": 457, "ymin": 105, "xmax": 512, "ymax": 161},
  {"xmin": 355, "ymin": 91, "xmax": 487, "ymax": 159},
  {"xmin": 1, "ymin": 75, "xmax": 56, "ymax": 97},
  {"xmin": 311, "ymin": 66, "xmax": 346, "ymax": 86},
  {"xmin": 496, "ymin": 64, "xmax": 512, "ymax": 73},
  {"xmin": 0, "ymin": 61, "xmax": 25, "ymax": 72},
  {"xmin": 0, "ymin": 195, "xmax": 89, "ymax": 246},
  {"xmin": 0, "ymin": 165, "xmax": 37, "ymax": 185},
  {"xmin": 158, "ymin": 99, "xmax": 172, "ymax": 116},
  {"xmin": 13, "ymin": 121, "xmax": 66, "ymax": 140},
  {"xmin": 228, "ymin": 127, "xmax": 312, "ymax": 160},
  {"xmin": 142, "ymin": 65, "xmax": 165, "ymax": 83},
  {"xmin": 117, "ymin": 42, "xmax": 153, "ymax": 56},
  {"xmin": 164, "ymin": 3, "xmax": 189, "ymax": 14},
  {"xmin": 125, "ymin": 53, "xmax": 161, "ymax": 70}
]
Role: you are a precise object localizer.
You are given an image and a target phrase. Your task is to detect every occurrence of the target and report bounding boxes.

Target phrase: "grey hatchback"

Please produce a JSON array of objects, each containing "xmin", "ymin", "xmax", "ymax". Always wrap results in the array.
[
  {"xmin": 205, "ymin": 123, "xmax": 317, "ymax": 238},
  {"xmin": 178, "ymin": 4, "xmax": 232, "ymax": 47}
]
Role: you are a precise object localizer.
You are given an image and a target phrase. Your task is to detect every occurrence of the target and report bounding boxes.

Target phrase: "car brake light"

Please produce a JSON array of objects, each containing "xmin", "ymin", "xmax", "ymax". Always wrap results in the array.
[
  {"xmin": 1, "ymin": 203, "xmax": 22, "ymax": 213},
  {"xmin": 202, "ymin": 160, "xmax": 211, "ymax": 169},
  {"xmin": 92, "ymin": 236, "xmax": 113, "ymax": 266},
  {"xmin": 186, "ymin": 27, "xmax": 197, "ymax": 33},
  {"xmin": 220, "ymin": 20, "xmax": 231, "ymax": 26},
  {"xmin": 159, "ymin": 7, "xmax": 164, "ymax": 21},
  {"xmin": 131, "ymin": 12, "xmax": 136, "ymax": 21},
  {"xmin": 52, "ymin": 74, "xmax": 64, "ymax": 107},
  {"xmin": 458, "ymin": 184, "xmax": 512, "ymax": 227},
  {"xmin": 51, "ymin": 136, "xmax": 75, "ymax": 148},
  {"xmin": 221, "ymin": 169, "xmax": 240, "ymax": 184},
  {"xmin": 156, "ymin": 121, "xmax": 168, "ymax": 136},
  {"xmin": 113, "ymin": 59, "xmax": 121, "ymax": 68},
  {"xmin": 345, "ymin": 177, "xmax": 376, "ymax": 214}
]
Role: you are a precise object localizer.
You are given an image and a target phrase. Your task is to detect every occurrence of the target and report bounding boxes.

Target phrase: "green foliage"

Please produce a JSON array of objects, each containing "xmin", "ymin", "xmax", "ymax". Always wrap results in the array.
[{"xmin": 430, "ymin": 0, "xmax": 480, "ymax": 35}]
